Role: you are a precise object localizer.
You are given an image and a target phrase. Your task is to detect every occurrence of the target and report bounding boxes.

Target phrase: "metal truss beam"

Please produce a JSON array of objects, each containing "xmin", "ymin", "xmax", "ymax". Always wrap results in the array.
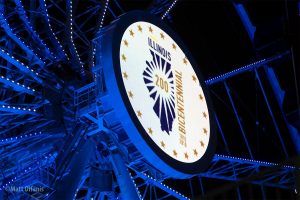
[
  {"xmin": 131, "ymin": 169, "xmax": 190, "ymax": 200},
  {"xmin": 39, "ymin": 0, "xmax": 68, "ymax": 60},
  {"xmin": 0, "ymin": 75, "xmax": 36, "ymax": 95},
  {"xmin": 14, "ymin": 0, "xmax": 55, "ymax": 61},
  {"xmin": 0, "ymin": 104, "xmax": 38, "ymax": 116},
  {"xmin": 0, "ymin": 12, "xmax": 44, "ymax": 67},
  {"xmin": 65, "ymin": 0, "xmax": 83, "ymax": 73},
  {"xmin": 205, "ymin": 51, "xmax": 290, "ymax": 86},
  {"xmin": 0, "ymin": 48, "xmax": 43, "ymax": 84},
  {"xmin": 200, "ymin": 154, "xmax": 298, "ymax": 189}
]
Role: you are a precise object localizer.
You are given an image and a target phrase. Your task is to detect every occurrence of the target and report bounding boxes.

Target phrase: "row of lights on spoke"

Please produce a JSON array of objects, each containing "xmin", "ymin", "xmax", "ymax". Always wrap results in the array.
[
  {"xmin": 161, "ymin": 0, "xmax": 178, "ymax": 20},
  {"xmin": 69, "ymin": 0, "xmax": 84, "ymax": 68},
  {"xmin": 16, "ymin": 2, "xmax": 56, "ymax": 60},
  {"xmin": 0, "ymin": 49, "xmax": 39, "ymax": 76},
  {"xmin": 0, "ymin": 14, "xmax": 45, "ymax": 64},
  {"xmin": 92, "ymin": 0, "xmax": 110, "ymax": 68},
  {"xmin": 216, "ymin": 154, "xmax": 297, "ymax": 169},
  {"xmin": 0, "ymin": 75, "xmax": 36, "ymax": 92},
  {"xmin": 142, "ymin": 172, "xmax": 190, "ymax": 199},
  {"xmin": 128, "ymin": 171, "xmax": 143, "ymax": 200},
  {"xmin": 42, "ymin": 0, "xmax": 69, "ymax": 60},
  {"xmin": 0, "ymin": 131, "xmax": 42, "ymax": 142},
  {"xmin": 205, "ymin": 59, "xmax": 266, "ymax": 84},
  {"xmin": 1, "ymin": 105, "xmax": 36, "ymax": 112}
]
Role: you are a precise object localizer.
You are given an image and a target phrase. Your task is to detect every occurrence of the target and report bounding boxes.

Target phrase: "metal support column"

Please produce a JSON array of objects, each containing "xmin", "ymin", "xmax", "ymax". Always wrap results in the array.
[{"xmin": 109, "ymin": 150, "xmax": 140, "ymax": 200}]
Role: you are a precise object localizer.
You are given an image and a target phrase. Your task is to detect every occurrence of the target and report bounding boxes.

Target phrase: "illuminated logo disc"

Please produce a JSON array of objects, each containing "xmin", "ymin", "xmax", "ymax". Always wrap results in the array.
[{"xmin": 119, "ymin": 21, "xmax": 210, "ymax": 163}]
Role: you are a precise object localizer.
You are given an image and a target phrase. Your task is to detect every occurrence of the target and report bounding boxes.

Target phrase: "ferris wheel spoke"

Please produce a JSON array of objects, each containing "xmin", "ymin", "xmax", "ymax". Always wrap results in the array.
[
  {"xmin": 0, "ymin": 48, "xmax": 43, "ymax": 84},
  {"xmin": 0, "ymin": 75, "xmax": 37, "ymax": 96},
  {"xmin": 0, "ymin": 20, "xmax": 44, "ymax": 68},
  {"xmin": 13, "ymin": 0, "xmax": 55, "ymax": 61},
  {"xmin": 65, "ymin": 0, "xmax": 83, "ymax": 73},
  {"xmin": 161, "ymin": 0, "xmax": 178, "ymax": 19},
  {"xmin": 39, "ymin": 0, "xmax": 68, "ymax": 60},
  {"xmin": 89, "ymin": 0, "xmax": 110, "ymax": 68},
  {"xmin": 0, "ymin": 5, "xmax": 45, "ymax": 68}
]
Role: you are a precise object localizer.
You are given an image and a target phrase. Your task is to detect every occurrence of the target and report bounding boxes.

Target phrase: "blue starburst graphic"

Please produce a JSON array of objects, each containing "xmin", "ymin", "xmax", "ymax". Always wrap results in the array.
[{"xmin": 143, "ymin": 49, "xmax": 175, "ymax": 134}]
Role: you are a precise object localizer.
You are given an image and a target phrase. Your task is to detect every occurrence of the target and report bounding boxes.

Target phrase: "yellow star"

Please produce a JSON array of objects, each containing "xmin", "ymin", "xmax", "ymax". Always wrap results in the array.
[
  {"xmin": 193, "ymin": 149, "xmax": 198, "ymax": 156},
  {"xmin": 123, "ymin": 40, "xmax": 128, "ymax": 47},
  {"xmin": 138, "ymin": 25, "xmax": 142, "ymax": 32},
  {"xmin": 160, "ymin": 141, "xmax": 165, "ymax": 148},
  {"xmin": 137, "ymin": 110, "xmax": 142, "ymax": 118},
  {"xmin": 200, "ymin": 141, "xmax": 205, "ymax": 147},
  {"xmin": 183, "ymin": 57, "xmax": 187, "ymax": 65},
  {"xmin": 149, "ymin": 26, "xmax": 153, "ymax": 33},
  {"xmin": 184, "ymin": 152, "xmax": 189, "ymax": 159},
  {"xmin": 203, "ymin": 112, "xmax": 207, "ymax": 119},
  {"xmin": 203, "ymin": 128, "xmax": 207, "ymax": 135},
  {"xmin": 172, "ymin": 43, "xmax": 176, "ymax": 50},
  {"xmin": 121, "ymin": 54, "xmax": 126, "ymax": 62},
  {"xmin": 128, "ymin": 91, "xmax": 133, "ymax": 98},
  {"xmin": 173, "ymin": 150, "xmax": 178, "ymax": 157},
  {"xmin": 148, "ymin": 128, "xmax": 153, "ymax": 135},
  {"xmin": 160, "ymin": 33, "xmax": 165, "ymax": 39},
  {"xmin": 123, "ymin": 72, "xmax": 128, "ymax": 79},
  {"xmin": 199, "ymin": 94, "xmax": 204, "ymax": 100},
  {"xmin": 192, "ymin": 75, "xmax": 197, "ymax": 82},
  {"xmin": 129, "ymin": 29, "xmax": 134, "ymax": 37}
]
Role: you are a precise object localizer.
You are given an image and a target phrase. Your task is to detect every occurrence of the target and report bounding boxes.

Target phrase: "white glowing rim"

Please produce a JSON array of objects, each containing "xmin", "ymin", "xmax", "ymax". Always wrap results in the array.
[{"xmin": 119, "ymin": 21, "xmax": 210, "ymax": 163}]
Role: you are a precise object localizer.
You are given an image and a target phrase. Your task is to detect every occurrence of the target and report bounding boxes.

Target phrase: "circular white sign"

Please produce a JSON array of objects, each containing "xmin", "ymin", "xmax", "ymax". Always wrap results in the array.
[{"xmin": 119, "ymin": 21, "xmax": 210, "ymax": 163}]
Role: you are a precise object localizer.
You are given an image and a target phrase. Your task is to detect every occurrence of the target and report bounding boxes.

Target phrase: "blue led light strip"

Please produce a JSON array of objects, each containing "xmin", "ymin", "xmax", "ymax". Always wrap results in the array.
[
  {"xmin": 14, "ymin": 0, "xmax": 56, "ymax": 60},
  {"xmin": 0, "ymin": 104, "xmax": 38, "ymax": 115},
  {"xmin": 0, "ymin": 131, "xmax": 42, "ymax": 144},
  {"xmin": 205, "ymin": 51, "xmax": 290, "ymax": 85},
  {"xmin": 214, "ymin": 154, "xmax": 298, "ymax": 169},
  {"xmin": 132, "ymin": 170, "xmax": 190, "ymax": 200},
  {"xmin": 40, "ymin": 0, "xmax": 69, "ymax": 60},
  {"xmin": 0, "ymin": 75, "xmax": 36, "ymax": 95},
  {"xmin": 0, "ymin": 152, "xmax": 57, "ymax": 190},
  {"xmin": 0, "ymin": 12, "xmax": 45, "ymax": 67},
  {"xmin": 0, "ymin": 48, "xmax": 43, "ymax": 84},
  {"xmin": 161, "ymin": 0, "xmax": 178, "ymax": 20},
  {"xmin": 92, "ymin": 0, "xmax": 110, "ymax": 69}
]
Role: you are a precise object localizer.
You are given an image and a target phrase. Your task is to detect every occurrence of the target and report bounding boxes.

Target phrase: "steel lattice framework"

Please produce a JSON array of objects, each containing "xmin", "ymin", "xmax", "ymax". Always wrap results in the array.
[{"xmin": 0, "ymin": 0, "xmax": 299, "ymax": 199}]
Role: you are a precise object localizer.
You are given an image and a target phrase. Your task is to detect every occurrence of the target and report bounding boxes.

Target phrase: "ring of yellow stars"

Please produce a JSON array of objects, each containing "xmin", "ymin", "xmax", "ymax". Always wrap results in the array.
[
  {"xmin": 128, "ymin": 91, "xmax": 133, "ymax": 98},
  {"xmin": 172, "ymin": 43, "xmax": 176, "ymax": 50},
  {"xmin": 148, "ymin": 127, "xmax": 153, "ymax": 135},
  {"xmin": 129, "ymin": 29, "xmax": 134, "ymax": 37},
  {"xmin": 199, "ymin": 94, "xmax": 204, "ymax": 100},
  {"xmin": 200, "ymin": 141, "xmax": 205, "ymax": 148},
  {"xmin": 119, "ymin": 21, "xmax": 211, "ymax": 163},
  {"xmin": 123, "ymin": 40, "xmax": 128, "ymax": 47},
  {"xmin": 203, "ymin": 112, "xmax": 207, "ymax": 119},
  {"xmin": 184, "ymin": 152, "xmax": 189, "ymax": 159},
  {"xmin": 192, "ymin": 75, "xmax": 197, "ymax": 82},
  {"xmin": 122, "ymin": 72, "xmax": 128, "ymax": 79},
  {"xmin": 137, "ymin": 110, "xmax": 142, "ymax": 118},
  {"xmin": 121, "ymin": 54, "xmax": 126, "ymax": 62},
  {"xmin": 173, "ymin": 150, "xmax": 178, "ymax": 157},
  {"xmin": 148, "ymin": 26, "xmax": 153, "ymax": 33},
  {"xmin": 193, "ymin": 149, "xmax": 198, "ymax": 156},
  {"xmin": 138, "ymin": 25, "xmax": 142, "ymax": 32},
  {"xmin": 183, "ymin": 57, "xmax": 187, "ymax": 65}
]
